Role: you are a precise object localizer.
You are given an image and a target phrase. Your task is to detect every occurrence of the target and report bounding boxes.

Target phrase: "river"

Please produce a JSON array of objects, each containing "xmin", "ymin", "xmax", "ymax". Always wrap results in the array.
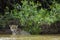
[{"xmin": 0, "ymin": 34, "xmax": 60, "ymax": 40}]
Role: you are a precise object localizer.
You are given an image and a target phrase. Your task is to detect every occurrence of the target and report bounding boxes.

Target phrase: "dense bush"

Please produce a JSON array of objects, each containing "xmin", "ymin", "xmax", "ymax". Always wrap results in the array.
[
  {"xmin": 0, "ymin": 0, "xmax": 53, "ymax": 15},
  {"xmin": 55, "ymin": 0, "xmax": 60, "ymax": 3},
  {"xmin": 8, "ymin": 1, "xmax": 60, "ymax": 34},
  {"xmin": 0, "ymin": 0, "xmax": 22, "ymax": 15},
  {"xmin": 0, "ymin": 0, "xmax": 60, "ymax": 34}
]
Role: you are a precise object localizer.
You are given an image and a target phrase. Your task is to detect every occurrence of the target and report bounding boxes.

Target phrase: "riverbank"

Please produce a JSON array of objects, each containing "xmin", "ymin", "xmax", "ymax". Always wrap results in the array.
[{"xmin": 0, "ymin": 35, "xmax": 60, "ymax": 40}]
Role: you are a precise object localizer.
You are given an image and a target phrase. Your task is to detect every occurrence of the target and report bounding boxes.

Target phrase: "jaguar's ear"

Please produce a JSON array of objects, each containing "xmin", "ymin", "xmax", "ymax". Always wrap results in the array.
[{"xmin": 9, "ymin": 25, "xmax": 11, "ymax": 27}]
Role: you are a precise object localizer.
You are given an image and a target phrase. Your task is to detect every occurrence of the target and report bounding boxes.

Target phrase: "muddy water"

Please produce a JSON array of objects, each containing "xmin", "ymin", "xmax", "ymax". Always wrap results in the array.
[{"xmin": 0, "ymin": 35, "xmax": 60, "ymax": 40}]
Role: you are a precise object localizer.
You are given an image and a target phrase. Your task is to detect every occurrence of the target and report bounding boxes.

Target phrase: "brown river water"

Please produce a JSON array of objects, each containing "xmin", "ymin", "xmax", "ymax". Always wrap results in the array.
[{"xmin": 0, "ymin": 34, "xmax": 60, "ymax": 40}]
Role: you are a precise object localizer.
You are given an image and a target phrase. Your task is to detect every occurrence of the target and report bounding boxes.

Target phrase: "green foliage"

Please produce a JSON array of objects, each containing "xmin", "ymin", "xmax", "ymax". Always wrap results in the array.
[
  {"xmin": 0, "ymin": 0, "xmax": 60, "ymax": 34},
  {"xmin": 55, "ymin": 0, "xmax": 60, "ymax": 3},
  {"xmin": 10, "ymin": 1, "xmax": 60, "ymax": 34}
]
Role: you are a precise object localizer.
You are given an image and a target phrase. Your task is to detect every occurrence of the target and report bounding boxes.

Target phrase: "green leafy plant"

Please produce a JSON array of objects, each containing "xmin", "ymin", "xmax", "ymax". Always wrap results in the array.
[{"xmin": 0, "ymin": 0, "xmax": 60, "ymax": 34}]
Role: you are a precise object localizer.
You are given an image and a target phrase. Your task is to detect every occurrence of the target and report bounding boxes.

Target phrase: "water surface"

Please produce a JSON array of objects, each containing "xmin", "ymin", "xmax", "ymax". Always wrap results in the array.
[{"xmin": 0, "ymin": 34, "xmax": 60, "ymax": 40}]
